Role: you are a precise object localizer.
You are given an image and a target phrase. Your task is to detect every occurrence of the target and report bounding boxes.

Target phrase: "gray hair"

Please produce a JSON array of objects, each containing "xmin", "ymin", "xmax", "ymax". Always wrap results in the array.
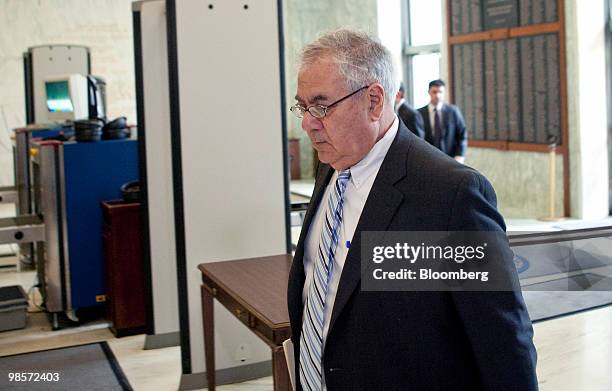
[{"xmin": 299, "ymin": 29, "xmax": 397, "ymax": 106}]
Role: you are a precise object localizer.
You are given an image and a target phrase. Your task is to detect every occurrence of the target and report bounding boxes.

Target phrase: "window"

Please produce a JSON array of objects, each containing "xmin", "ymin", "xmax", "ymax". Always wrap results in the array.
[{"xmin": 402, "ymin": 0, "xmax": 443, "ymax": 108}]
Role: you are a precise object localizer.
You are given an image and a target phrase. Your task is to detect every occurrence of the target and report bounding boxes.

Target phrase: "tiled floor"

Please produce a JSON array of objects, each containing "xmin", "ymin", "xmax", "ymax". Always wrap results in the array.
[{"xmin": 533, "ymin": 306, "xmax": 612, "ymax": 391}]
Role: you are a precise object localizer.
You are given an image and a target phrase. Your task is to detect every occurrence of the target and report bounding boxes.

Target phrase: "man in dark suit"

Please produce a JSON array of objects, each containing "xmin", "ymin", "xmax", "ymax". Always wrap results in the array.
[
  {"xmin": 418, "ymin": 79, "xmax": 467, "ymax": 163},
  {"xmin": 395, "ymin": 82, "xmax": 424, "ymax": 138},
  {"xmin": 288, "ymin": 29, "xmax": 537, "ymax": 391}
]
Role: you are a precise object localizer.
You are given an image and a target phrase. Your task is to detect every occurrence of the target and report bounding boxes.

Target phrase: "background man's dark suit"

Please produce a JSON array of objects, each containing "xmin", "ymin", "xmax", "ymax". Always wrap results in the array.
[
  {"xmin": 418, "ymin": 104, "xmax": 467, "ymax": 158},
  {"xmin": 287, "ymin": 122, "xmax": 538, "ymax": 390},
  {"xmin": 397, "ymin": 102, "xmax": 425, "ymax": 138}
]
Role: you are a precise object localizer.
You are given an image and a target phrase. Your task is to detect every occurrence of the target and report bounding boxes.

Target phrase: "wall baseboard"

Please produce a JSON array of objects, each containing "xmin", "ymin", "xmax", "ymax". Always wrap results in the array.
[{"xmin": 144, "ymin": 332, "xmax": 180, "ymax": 350}]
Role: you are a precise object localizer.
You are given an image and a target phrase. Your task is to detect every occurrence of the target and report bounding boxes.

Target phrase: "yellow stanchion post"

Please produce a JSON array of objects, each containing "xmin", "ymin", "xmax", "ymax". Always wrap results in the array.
[{"xmin": 539, "ymin": 140, "xmax": 565, "ymax": 222}]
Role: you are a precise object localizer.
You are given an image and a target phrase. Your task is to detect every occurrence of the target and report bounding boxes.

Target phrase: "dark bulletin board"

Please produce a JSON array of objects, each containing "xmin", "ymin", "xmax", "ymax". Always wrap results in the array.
[
  {"xmin": 519, "ymin": 34, "xmax": 561, "ymax": 143},
  {"xmin": 453, "ymin": 41, "xmax": 486, "ymax": 140},
  {"xmin": 483, "ymin": 0, "xmax": 519, "ymax": 30},
  {"xmin": 452, "ymin": 33, "xmax": 560, "ymax": 144},
  {"xmin": 447, "ymin": 0, "xmax": 569, "ymax": 216},
  {"xmin": 449, "ymin": 0, "xmax": 564, "ymax": 147},
  {"xmin": 519, "ymin": 0, "xmax": 558, "ymax": 25},
  {"xmin": 451, "ymin": 0, "xmax": 484, "ymax": 35},
  {"xmin": 451, "ymin": 0, "xmax": 558, "ymax": 35}
]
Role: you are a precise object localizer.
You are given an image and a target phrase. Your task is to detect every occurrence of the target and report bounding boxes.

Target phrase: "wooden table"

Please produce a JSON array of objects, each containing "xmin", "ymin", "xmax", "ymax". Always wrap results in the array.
[{"xmin": 198, "ymin": 254, "xmax": 293, "ymax": 391}]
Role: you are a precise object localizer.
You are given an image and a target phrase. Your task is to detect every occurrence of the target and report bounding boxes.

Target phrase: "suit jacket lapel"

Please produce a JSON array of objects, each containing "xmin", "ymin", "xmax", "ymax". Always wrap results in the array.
[
  {"xmin": 327, "ymin": 125, "xmax": 412, "ymax": 338},
  {"xmin": 421, "ymin": 107, "xmax": 432, "ymax": 140}
]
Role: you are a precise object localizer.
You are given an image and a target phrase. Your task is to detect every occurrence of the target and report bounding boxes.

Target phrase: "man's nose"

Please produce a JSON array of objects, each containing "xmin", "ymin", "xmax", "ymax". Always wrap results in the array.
[{"xmin": 301, "ymin": 111, "xmax": 322, "ymax": 133}]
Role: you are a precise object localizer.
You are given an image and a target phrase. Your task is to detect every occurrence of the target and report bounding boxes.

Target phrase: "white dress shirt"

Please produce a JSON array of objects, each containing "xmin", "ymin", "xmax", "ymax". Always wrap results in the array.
[{"xmin": 301, "ymin": 116, "xmax": 399, "ymax": 388}]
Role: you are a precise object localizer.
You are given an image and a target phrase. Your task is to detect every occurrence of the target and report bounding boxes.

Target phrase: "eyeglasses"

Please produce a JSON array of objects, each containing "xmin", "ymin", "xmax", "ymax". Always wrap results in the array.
[{"xmin": 290, "ymin": 85, "xmax": 369, "ymax": 119}]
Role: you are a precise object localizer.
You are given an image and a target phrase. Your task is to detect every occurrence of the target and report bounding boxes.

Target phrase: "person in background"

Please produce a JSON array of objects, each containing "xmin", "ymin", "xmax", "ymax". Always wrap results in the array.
[
  {"xmin": 395, "ymin": 82, "xmax": 424, "ymax": 138},
  {"xmin": 417, "ymin": 79, "xmax": 467, "ymax": 163}
]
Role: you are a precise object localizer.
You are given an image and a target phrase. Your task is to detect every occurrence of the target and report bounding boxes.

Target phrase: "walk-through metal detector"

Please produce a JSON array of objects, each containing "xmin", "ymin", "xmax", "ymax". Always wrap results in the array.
[
  {"xmin": 132, "ymin": 0, "xmax": 181, "ymax": 350},
  {"xmin": 166, "ymin": 0, "xmax": 290, "ymax": 389}
]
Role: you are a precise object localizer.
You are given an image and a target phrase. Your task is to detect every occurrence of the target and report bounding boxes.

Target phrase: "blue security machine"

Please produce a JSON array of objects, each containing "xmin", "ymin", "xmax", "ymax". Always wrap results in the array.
[{"xmin": 33, "ymin": 138, "xmax": 138, "ymax": 328}]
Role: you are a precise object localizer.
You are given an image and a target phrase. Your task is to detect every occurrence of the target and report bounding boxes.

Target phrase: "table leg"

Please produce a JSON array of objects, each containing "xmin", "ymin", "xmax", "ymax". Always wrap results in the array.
[
  {"xmin": 272, "ymin": 345, "xmax": 291, "ymax": 391},
  {"xmin": 201, "ymin": 285, "xmax": 215, "ymax": 390}
]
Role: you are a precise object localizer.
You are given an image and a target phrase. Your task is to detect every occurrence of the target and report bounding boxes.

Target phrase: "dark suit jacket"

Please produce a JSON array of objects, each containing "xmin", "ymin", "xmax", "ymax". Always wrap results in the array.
[
  {"xmin": 397, "ymin": 102, "xmax": 425, "ymax": 138},
  {"xmin": 418, "ymin": 103, "xmax": 467, "ymax": 157},
  {"xmin": 287, "ymin": 123, "xmax": 538, "ymax": 391}
]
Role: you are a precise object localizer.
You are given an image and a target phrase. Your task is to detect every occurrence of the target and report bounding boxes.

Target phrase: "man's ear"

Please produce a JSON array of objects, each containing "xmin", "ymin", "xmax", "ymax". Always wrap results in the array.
[{"xmin": 368, "ymin": 83, "xmax": 385, "ymax": 120}]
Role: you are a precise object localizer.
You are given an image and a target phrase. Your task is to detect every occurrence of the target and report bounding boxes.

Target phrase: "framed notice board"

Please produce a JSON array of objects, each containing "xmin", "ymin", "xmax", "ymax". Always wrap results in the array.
[
  {"xmin": 447, "ymin": 0, "xmax": 568, "ymax": 213},
  {"xmin": 448, "ymin": 0, "xmax": 566, "ymax": 150}
]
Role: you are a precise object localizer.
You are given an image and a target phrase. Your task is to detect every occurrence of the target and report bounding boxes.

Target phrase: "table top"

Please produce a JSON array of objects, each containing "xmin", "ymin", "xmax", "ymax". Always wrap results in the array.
[{"xmin": 198, "ymin": 254, "xmax": 292, "ymax": 328}]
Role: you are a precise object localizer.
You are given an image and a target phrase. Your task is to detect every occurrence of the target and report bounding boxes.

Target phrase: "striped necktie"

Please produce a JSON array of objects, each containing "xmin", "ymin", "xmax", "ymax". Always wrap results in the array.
[{"xmin": 300, "ymin": 169, "xmax": 351, "ymax": 391}]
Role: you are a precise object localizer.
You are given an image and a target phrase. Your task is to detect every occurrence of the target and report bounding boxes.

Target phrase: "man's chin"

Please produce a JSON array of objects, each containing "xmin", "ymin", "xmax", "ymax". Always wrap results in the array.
[
  {"xmin": 317, "ymin": 152, "xmax": 350, "ymax": 170},
  {"xmin": 323, "ymin": 158, "xmax": 347, "ymax": 171},
  {"xmin": 317, "ymin": 153, "xmax": 336, "ymax": 165}
]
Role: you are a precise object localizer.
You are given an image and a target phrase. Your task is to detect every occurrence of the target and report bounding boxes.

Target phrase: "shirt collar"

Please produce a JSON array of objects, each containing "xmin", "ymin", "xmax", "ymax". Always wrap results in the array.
[
  {"xmin": 343, "ymin": 116, "xmax": 399, "ymax": 189},
  {"xmin": 428, "ymin": 102, "xmax": 443, "ymax": 112}
]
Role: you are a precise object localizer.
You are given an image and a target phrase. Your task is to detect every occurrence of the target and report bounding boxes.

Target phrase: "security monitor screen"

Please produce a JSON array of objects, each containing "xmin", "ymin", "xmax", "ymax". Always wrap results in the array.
[{"xmin": 45, "ymin": 80, "xmax": 73, "ymax": 112}]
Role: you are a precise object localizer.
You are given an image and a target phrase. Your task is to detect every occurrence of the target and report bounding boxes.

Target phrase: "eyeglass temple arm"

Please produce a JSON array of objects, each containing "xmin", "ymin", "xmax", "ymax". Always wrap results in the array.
[{"xmin": 327, "ymin": 86, "xmax": 369, "ymax": 109}]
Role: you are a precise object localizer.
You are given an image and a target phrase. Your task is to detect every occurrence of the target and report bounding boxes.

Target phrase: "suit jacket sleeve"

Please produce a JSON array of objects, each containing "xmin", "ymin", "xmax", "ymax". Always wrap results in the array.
[
  {"xmin": 448, "ymin": 172, "xmax": 539, "ymax": 391},
  {"xmin": 453, "ymin": 106, "xmax": 468, "ymax": 157},
  {"xmin": 413, "ymin": 108, "xmax": 425, "ymax": 139}
]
